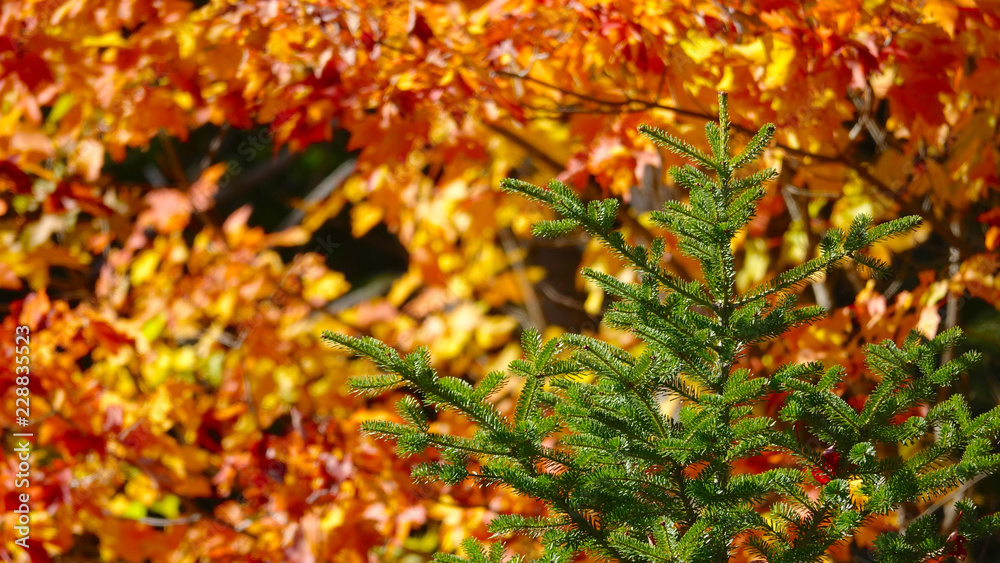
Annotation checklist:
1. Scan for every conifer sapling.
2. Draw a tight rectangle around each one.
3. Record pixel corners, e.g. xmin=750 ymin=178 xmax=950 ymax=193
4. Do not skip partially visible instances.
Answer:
xmin=323 ymin=92 xmax=1000 ymax=563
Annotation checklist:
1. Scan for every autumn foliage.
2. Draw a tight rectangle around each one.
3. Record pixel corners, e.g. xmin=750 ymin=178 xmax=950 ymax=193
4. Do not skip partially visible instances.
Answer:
xmin=1 ymin=0 xmax=999 ymax=561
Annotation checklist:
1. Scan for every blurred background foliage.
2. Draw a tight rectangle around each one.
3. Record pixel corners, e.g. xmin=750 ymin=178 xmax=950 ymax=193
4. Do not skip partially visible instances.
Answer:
xmin=1 ymin=0 xmax=999 ymax=561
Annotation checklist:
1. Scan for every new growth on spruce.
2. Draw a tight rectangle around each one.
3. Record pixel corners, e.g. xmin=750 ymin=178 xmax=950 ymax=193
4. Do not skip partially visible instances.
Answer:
xmin=323 ymin=93 xmax=1000 ymax=563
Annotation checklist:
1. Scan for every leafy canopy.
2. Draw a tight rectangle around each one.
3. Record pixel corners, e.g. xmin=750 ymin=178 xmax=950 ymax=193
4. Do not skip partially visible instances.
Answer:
xmin=4 ymin=2 xmax=1000 ymax=561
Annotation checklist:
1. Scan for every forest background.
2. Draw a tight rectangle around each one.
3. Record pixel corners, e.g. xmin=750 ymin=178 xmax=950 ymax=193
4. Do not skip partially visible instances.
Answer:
xmin=1 ymin=0 xmax=1000 ymax=561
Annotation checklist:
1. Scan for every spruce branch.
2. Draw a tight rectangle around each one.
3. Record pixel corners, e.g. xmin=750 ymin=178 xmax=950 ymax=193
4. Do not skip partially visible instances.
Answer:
xmin=322 ymin=92 xmax=996 ymax=563
xmin=639 ymin=125 xmax=717 ymax=171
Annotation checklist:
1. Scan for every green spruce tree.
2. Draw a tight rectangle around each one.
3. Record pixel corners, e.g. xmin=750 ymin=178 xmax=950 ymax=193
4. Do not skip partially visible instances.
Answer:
xmin=323 ymin=93 xmax=1000 ymax=563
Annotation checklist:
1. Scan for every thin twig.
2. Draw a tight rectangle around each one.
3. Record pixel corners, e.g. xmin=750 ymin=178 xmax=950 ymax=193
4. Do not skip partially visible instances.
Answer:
xmin=199 ymin=124 xmax=231 ymax=172
xmin=489 ymin=70 xmax=973 ymax=258
xmin=493 ymin=70 xmax=713 ymax=122
xmin=101 ymin=511 xmax=202 ymax=527
xmin=499 ymin=229 xmax=547 ymax=331
xmin=157 ymin=130 xmax=234 ymax=251
xmin=901 ymin=474 xmax=987 ymax=532
xmin=276 ymin=157 xmax=357 ymax=231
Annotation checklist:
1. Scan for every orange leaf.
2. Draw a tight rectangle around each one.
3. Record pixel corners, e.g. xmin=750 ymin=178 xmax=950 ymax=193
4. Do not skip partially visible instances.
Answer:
xmin=190 ymin=163 xmax=226 ymax=212
xmin=987 ymin=226 xmax=1000 ymax=251
xmin=72 ymin=139 xmax=105 ymax=181
xmin=19 ymin=289 xmax=50 ymax=330
xmin=140 ymin=189 xmax=192 ymax=233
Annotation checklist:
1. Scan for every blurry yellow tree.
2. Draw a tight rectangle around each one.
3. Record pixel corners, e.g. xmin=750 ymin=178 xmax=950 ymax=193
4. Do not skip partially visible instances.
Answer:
xmin=1 ymin=0 xmax=998 ymax=561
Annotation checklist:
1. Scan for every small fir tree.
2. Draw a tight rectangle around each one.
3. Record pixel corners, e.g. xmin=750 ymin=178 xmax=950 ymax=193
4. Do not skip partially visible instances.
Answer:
xmin=323 ymin=93 xmax=1000 ymax=563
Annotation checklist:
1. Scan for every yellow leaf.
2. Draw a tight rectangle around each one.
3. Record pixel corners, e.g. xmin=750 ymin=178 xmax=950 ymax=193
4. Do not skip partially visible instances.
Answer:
xmin=125 ymin=473 xmax=158 ymax=505
xmin=387 ymin=269 xmax=421 ymax=306
xmin=175 ymin=21 xmax=198 ymax=58
xmin=161 ymin=453 xmax=187 ymax=479
xmin=211 ymin=290 xmax=237 ymax=319
xmin=781 ymin=220 xmax=809 ymax=264
xmin=275 ymin=365 xmax=300 ymax=403
xmin=173 ymin=91 xmax=195 ymax=111
xmin=351 ymin=202 xmax=385 ymax=237
xmin=151 ymin=495 xmax=181 ymax=519
xmin=849 ymin=478 xmax=870 ymax=508
xmin=321 ymin=505 xmax=346 ymax=531
xmin=394 ymin=70 xmax=420 ymax=91
xmin=130 ymin=250 xmax=160 ymax=285
xmin=681 ymin=31 xmax=718 ymax=64
xmin=475 ymin=316 xmax=518 ymax=349
xmin=173 ymin=347 xmax=197 ymax=371
xmin=716 ymin=66 xmax=735 ymax=91
xmin=923 ymin=0 xmax=959 ymax=38
xmin=917 ymin=305 xmax=941 ymax=339
xmin=763 ymin=36 xmax=797 ymax=89
xmin=584 ymin=285 xmax=604 ymax=316
xmin=141 ymin=313 xmax=167 ymax=342
xmin=148 ymin=386 xmax=174 ymax=425
xmin=46 ymin=93 xmax=75 ymax=124
xmin=731 ymin=38 xmax=767 ymax=64
xmin=265 ymin=226 xmax=311 ymax=247
xmin=736 ymin=238 xmax=769 ymax=292
xmin=924 ymin=280 xmax=950 ymax=307
xmin=81 ymin=32 xmax=127 ymax=47
xmin=303 ymin=271 xmax=350 ymax=304
xmin=108 ymin=494 xmax=145 ymax=519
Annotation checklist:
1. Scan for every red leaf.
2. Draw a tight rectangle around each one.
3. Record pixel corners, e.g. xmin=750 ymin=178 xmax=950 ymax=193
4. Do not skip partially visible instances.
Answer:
xmin=0 ymin=160 xmax=32 ymax=194
xmin=88 ymin=320 xmax=133 ymax=354
xmin=977 ymin=207 xmax=1000 ymax=226
xmin=811 ymin=446 xmax=840 ymax=485
xmin=2 ymin=51 xmax=53 ymax=89
xmin=947 ymin=531 xmax=967 ymax=559
xmin=408 ymin=13 xmax=434 ymax=42
xmin=0 ymin=35 xmax=17 ymax=54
